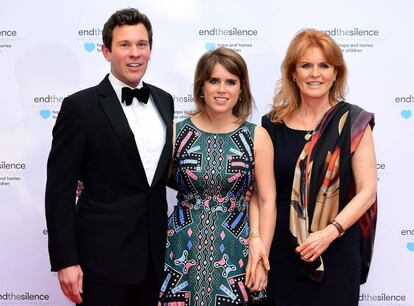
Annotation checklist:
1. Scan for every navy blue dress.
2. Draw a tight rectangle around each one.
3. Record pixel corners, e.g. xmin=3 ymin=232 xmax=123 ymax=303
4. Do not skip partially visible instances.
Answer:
xmin=262 ymin=115 xmax=361 ymax=306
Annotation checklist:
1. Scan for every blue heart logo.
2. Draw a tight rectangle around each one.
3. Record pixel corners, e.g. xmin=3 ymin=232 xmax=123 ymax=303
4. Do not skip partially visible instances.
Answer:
xmin=84 ymin=42 xmax=95 ymax=52
xmin=407 ymin=242 xmax=414 ymax=251
xmin=40 ymin=109 xmax=51 ymax=119
xmin=205 ymin=42 xmax=216 ymax=51
xmin=401 ymin=109 xmax=412 ymax=119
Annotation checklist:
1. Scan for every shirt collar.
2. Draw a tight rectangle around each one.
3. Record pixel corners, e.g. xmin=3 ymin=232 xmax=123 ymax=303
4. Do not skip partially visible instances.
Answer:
xmin=108 ymin=73 xmax=145 ymax=105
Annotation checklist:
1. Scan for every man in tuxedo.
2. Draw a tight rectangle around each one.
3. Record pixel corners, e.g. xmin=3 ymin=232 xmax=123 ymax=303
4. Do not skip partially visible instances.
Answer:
xmin=45 ymin=8 xmax=173 ymax=306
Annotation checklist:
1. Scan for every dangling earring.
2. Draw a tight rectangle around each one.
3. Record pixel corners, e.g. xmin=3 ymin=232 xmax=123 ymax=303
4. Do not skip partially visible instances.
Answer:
xmin=292 ymin=74 xmax=296 ymax=82
xmin=200 ymin=93 xmax=204 ymax=99
xmin=238 ymin=96 xmax=242 ymax=102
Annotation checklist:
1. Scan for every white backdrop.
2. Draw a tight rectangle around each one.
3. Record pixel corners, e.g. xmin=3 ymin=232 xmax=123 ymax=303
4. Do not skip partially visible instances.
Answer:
xmin=0 ymin=0 xmax=413 ymax=305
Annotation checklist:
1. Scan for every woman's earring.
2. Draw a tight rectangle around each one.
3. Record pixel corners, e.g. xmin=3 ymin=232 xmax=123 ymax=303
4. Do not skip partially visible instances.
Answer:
xmin=200 ymin=93 xmax=204 ymax=99
xmin=292 ymin=75 xmax=296 ymax=82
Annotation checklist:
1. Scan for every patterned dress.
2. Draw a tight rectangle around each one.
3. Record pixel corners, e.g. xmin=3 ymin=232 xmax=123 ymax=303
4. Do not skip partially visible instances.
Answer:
xmin=159 ymin=118 xmax=256 ymax=306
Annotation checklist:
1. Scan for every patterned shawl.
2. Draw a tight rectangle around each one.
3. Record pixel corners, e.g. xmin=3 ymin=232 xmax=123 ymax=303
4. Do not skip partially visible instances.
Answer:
xmin=289 ymin=101 xmax=377 ymax=284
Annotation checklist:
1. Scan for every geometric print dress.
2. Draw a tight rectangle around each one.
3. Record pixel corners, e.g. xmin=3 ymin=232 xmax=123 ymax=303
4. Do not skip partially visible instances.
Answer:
xmin=159 ymin=118 xmax=256 ymax=306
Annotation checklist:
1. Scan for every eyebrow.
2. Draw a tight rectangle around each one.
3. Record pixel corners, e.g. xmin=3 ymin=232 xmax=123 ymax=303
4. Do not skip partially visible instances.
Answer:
xmin=116 ymin=39 xmax=149 ymax=44
xmin=209 ymin=76 xmax=239 ymax=81
xmin=297 ymin=59 xmax=328 ymax=63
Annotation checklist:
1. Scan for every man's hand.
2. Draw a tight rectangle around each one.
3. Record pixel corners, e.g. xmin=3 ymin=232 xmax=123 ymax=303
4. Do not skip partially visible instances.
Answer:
xmin=76 ymin=180 xmax=84 ymax=198
xmin=244 ymin=186 xmax=254 ymax=203
xmin=57 ymin=265 xmax=83 ymax=304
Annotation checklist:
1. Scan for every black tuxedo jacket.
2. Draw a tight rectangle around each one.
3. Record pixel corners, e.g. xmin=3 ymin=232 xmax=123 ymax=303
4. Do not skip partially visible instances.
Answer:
xmin=45 ymin=75 xmax=174 ymax=285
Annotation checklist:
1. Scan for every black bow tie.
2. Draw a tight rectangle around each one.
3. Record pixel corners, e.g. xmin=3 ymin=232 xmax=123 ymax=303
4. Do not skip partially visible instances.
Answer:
xmin=121 ymin=86 xmax=150 ymax=105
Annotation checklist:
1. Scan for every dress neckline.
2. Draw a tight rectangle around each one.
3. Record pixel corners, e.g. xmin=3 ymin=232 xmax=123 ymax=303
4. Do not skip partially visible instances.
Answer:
xmin=188 ymin=117 xmax=246 ymax=135
xmin=282 ymin=122 xmax=310 ymax=134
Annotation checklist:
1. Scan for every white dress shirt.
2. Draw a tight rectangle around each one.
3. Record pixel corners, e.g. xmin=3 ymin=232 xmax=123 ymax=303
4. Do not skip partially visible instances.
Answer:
xmin=108 ymin=73 xmax=166 ymax=186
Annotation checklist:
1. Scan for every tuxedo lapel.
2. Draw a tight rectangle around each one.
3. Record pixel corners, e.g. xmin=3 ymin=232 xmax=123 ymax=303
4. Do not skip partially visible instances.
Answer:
xmin=145 ymin=82 xmax=173 ymax=188
xmin=98 ymin=76 xmax=149 ymax=186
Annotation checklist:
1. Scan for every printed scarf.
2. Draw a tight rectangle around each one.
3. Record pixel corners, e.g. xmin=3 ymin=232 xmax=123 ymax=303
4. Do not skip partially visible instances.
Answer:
xmin=289 ymin=101 xmax=377 ymax=283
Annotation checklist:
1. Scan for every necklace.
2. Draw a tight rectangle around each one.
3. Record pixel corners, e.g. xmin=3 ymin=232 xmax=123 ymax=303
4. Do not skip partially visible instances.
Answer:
xmin=304 ymin=130 xmax=313 ymax=141
xmin=300 ymin=104 xmax=330 ymax=141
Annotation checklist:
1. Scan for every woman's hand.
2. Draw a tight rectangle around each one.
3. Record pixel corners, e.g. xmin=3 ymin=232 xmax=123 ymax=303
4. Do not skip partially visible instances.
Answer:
xmin=245 ymin=237 xmax=270 ymax=288
xmin=249 ymin=260 xmax=268 ymax=292
xmin=295 ymin=224 xmax=339 ymax=262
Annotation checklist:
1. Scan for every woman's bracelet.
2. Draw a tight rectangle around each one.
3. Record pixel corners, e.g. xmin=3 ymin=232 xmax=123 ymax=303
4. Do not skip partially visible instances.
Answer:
xmin=249 ymin=230 xmax=260 ymax=239
xmin=329 ymin=219 xmax=345 ymax=236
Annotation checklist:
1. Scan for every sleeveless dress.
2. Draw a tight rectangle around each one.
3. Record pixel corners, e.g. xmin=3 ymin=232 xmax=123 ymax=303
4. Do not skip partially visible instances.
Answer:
xmin=261 ymin=116 xmax=361 ymax=306
xmin=159 ymin=118 xmax=256 ymax=306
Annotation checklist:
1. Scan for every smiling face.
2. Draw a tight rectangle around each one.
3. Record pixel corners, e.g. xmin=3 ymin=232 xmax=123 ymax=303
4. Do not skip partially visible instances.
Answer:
xmin=293 ymin=46 xmax=337 ymax=104
xmin=102 ymin=23 xmax=151 ymax=88
xmin=202 ymin=63 xmax=241 ymax=117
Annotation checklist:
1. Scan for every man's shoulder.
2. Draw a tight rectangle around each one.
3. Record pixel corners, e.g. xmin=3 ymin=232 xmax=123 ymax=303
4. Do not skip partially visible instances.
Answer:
xmin=65 ymin=77 xmax=110 ymax=104
xmin=68 ymin=83 xmax=102 ymax=101
xmin=144 ymin=82 xmax=173 ymax=100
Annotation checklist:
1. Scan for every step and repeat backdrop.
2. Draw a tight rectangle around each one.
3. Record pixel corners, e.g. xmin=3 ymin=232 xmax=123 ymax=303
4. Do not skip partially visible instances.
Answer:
xmin=0 ymin=0 xmax=413 ymax=305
